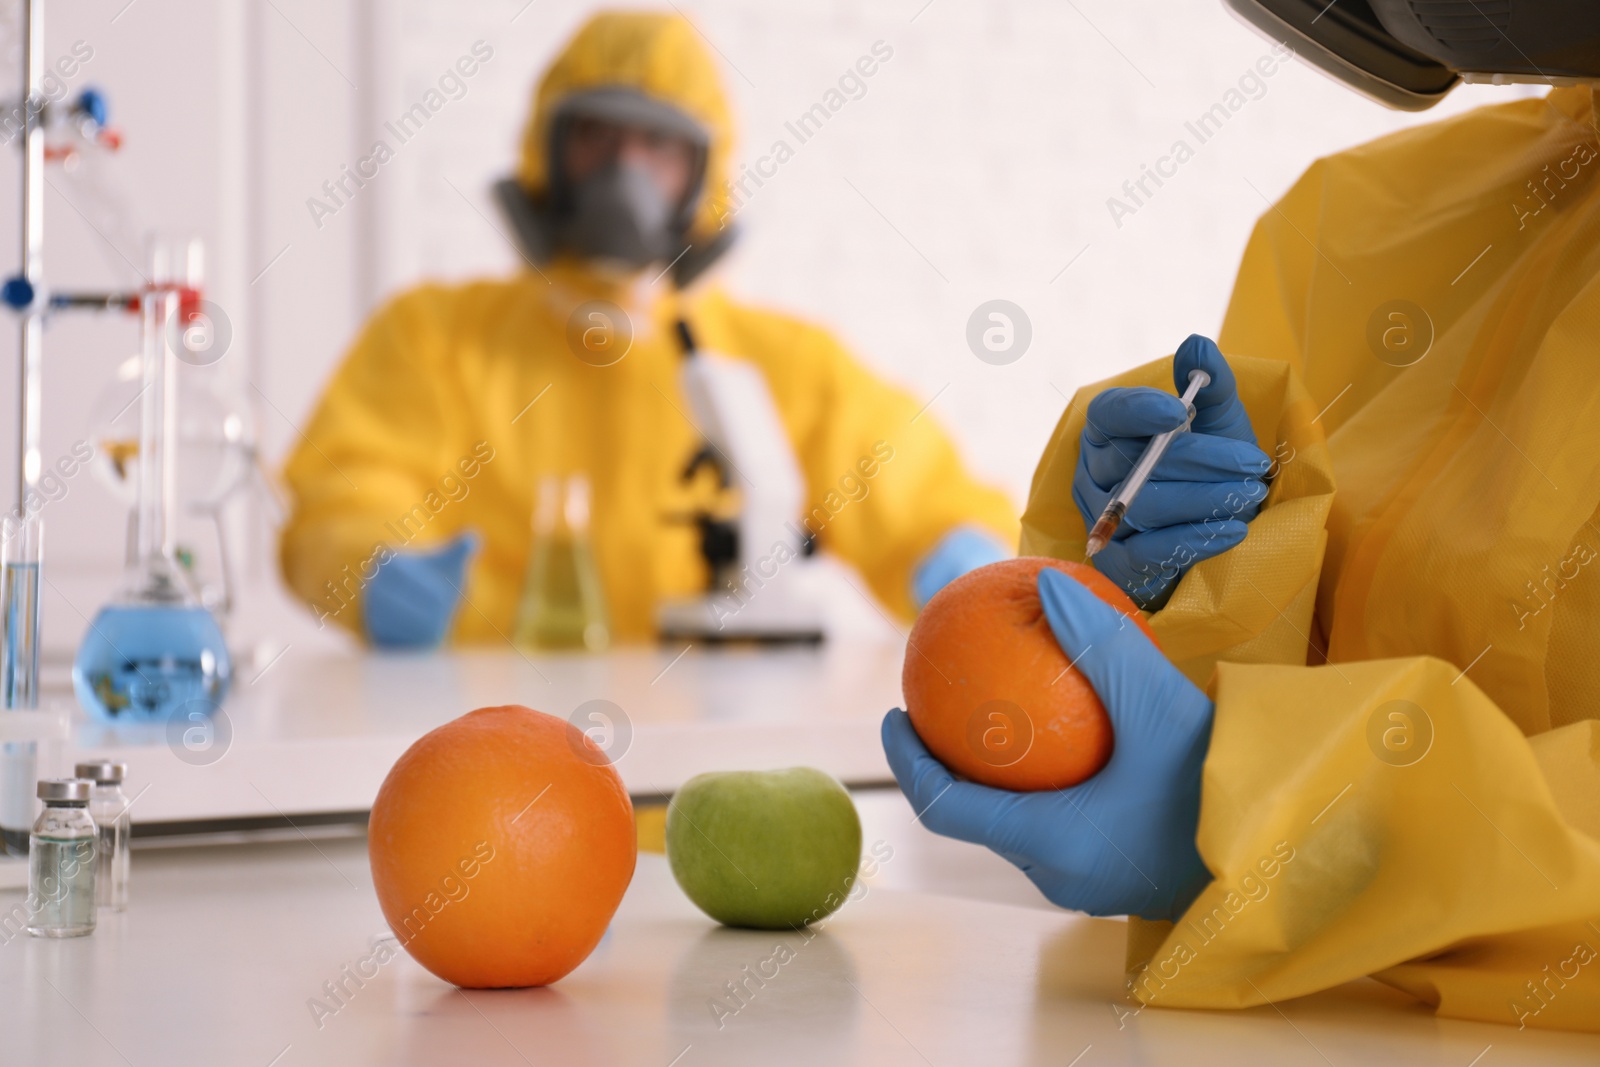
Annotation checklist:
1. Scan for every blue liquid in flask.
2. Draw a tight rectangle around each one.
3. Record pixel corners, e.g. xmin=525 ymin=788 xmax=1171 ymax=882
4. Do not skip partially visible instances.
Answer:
xmin=73 ymin=604 xmax=232 ymax=723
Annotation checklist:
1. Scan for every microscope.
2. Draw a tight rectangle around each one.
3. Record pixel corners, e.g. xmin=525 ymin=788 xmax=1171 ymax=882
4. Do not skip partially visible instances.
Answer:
xmin=655 ymin=321 xmax=827 ymax=644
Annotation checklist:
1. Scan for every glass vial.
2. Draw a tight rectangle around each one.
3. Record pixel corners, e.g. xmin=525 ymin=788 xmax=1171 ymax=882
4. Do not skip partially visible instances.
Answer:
xmin=513 ymin=475 xmax=609 ymax=652
xmin=75 ymin=761 xmax=130 ymax=911
xmin=27 ymin=779 xmax=97 ymax=938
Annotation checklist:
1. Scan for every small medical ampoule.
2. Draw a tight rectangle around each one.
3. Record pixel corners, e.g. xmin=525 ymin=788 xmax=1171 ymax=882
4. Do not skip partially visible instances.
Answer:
xmin=27 ymin=779 xmax=97 ymax=938
xmin=76 ymin=761 xmax=130 ymax=911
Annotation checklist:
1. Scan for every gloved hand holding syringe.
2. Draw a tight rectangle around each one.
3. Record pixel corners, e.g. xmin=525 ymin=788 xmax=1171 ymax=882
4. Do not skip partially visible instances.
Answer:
xmin=1084 ymin=368 xmax=1211 ymax=559
xmin=1069 ymin=334 xmax=1273 ymax=611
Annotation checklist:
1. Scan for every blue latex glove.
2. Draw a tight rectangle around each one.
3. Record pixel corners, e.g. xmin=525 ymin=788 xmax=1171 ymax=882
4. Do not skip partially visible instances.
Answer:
xmin=911 ymin=526 xmax=1010 ymax=609
xmin=882 ymin=567 xmax=1214 ymax=920
xmin=362 ymin=533 xmax=480 ymax=650
xmin=1074 ymin=334 xmax=1271 ymax=610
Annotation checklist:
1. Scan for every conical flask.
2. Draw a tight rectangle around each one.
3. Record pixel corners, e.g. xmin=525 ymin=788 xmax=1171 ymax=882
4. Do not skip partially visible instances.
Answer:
xmin=513 ymin=475 xmax=609 ymax=652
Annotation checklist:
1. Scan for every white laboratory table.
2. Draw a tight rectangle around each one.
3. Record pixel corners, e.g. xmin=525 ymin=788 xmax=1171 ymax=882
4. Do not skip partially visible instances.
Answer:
xmin=1 ymin=789 xmax=1594 ymax=1066
xmin=54 ymin=640 xmax=904 ymax=828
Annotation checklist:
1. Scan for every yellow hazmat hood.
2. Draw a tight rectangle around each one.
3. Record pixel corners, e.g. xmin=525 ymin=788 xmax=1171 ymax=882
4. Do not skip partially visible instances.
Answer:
xmin=516 ymin=10 xmax=735 ymax=242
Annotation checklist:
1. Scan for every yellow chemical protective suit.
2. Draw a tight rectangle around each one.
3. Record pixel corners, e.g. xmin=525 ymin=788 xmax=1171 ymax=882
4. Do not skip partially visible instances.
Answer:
xmin=279 ymin=12 xmax=1015 ymax=641
xmin=1024 ymin=86 xmax=1600 ymax=1031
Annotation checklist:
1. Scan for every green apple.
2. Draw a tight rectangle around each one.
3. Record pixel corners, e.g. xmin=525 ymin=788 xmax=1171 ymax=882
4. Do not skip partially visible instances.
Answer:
xmin=666 ymin=767 xmax=863 ymax=930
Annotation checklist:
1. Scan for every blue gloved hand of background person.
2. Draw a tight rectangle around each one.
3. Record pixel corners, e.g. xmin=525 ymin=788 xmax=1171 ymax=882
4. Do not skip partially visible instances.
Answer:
xmin=363 ymin=532 xmax=481 ymax=650
xmin=882 ymin=567 xmax=1214 ymax=921
xmin=911 ymin=526 xmax=1010 ymax=609
xmin=1074 ymin=334 xmax=1271 ymax=610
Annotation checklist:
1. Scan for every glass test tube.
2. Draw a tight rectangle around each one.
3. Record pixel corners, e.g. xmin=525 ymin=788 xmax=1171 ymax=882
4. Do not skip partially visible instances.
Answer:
xmin=0 ymin=513 xmax=42 ymax=854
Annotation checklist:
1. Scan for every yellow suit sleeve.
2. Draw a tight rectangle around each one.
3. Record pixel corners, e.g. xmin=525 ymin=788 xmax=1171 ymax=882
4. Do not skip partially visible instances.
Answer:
xmin=1017 ymin=141 xmax=1600 ymax=1030
xmin=277 ymin=287 xmax=474 ymax=636
xmin=1015 ymin=316 xmax=1600 ymax=1036
xmin=1129 ymin=658 xmax=1600 ymax=1034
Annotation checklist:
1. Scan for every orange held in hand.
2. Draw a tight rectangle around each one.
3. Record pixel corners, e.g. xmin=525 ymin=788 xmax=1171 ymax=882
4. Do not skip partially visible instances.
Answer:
xmin=903 ymin=557 xmax=1157 ymax=791
xmin=368 ymin=705 xmax=636 ymax=988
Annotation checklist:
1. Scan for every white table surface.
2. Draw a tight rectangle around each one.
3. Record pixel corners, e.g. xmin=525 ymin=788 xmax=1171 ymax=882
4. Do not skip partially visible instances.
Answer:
xmin=50 ymin=641 xmax=904 ymax=826
xmin=1 ymin=790 xmax=1594 ymax=1066
xmin=9 ymin=643 xmax=1597 ymax=1061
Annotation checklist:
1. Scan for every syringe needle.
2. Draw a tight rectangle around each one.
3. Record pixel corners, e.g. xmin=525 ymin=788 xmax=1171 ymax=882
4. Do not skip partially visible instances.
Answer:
xmin=1084 ymin=368 xmax=1211 ymax=560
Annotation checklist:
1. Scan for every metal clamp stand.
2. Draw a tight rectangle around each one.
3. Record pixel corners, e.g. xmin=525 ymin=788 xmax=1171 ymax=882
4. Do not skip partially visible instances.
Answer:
xmin=0 ymin=0 xmax=138 ymax=853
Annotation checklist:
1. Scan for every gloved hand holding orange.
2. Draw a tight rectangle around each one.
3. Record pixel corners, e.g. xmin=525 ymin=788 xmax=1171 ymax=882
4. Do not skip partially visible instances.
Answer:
xmin=901 ymin=556 xmax=1153 ymax=791
xmin=890 ymin=558 xmax=1215 ymax=920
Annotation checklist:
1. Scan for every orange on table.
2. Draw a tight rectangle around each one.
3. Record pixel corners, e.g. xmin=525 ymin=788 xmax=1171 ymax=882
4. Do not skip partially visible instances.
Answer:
xmin=903 ymin=557 xmax=1157 ymax=791
xmin=368 ymin=704 xmax=635 ymax=988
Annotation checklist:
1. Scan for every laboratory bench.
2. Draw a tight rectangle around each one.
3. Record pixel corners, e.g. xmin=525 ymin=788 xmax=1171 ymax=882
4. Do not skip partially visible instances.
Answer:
xmin=1 ymin=791 xmax=1595 ymax=1066
xmin=1 ymin=641 xmax=1596 ymax=1062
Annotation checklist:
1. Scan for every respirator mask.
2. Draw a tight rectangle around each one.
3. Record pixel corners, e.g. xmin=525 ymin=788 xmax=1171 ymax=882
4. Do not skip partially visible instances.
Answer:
xmin=556 ymin=160 xmax=680 ymax=269
xmin=494 ymin=87 xmax=739 ymax=286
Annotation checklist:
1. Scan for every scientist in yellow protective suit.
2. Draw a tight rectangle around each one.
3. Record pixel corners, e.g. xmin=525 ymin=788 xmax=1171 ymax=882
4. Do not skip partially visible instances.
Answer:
xmin=884 ymin=0 xmax=1600 ymax=1034
xmin=279 ymin=11 xmax=1015 ymax=648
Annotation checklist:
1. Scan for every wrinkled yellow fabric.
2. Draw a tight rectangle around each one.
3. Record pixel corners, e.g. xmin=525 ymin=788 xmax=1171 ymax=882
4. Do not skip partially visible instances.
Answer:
xmin=1022 ymin=86 xmax=1600 ymax=1032
xmin=279 ymin=13 xmax=1015 ymax=643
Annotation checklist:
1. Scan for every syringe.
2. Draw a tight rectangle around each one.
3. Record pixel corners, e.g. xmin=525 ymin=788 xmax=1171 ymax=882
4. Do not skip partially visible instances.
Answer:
xmin=1084 ymin=368 xmax=1212 ymax=559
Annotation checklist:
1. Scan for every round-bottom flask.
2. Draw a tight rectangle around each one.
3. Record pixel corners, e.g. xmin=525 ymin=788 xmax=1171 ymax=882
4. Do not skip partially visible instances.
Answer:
xmin=73 ymin=242 xmax=232 ymax=725
xmin=73 ymin=561 xmax=231 ymax=723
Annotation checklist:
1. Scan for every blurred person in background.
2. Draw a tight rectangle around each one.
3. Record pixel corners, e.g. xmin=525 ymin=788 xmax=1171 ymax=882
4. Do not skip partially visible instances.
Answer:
xmin=885 ymin=0 xmax=1600 ymax=1034
xmin=279 ymin=11 xmax=1014 ymax=649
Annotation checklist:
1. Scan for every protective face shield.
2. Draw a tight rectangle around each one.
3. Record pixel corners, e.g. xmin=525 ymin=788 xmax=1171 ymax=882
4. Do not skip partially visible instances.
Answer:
xmin=1224 ymin=0 xmax=1600 ymax=110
